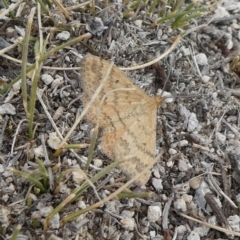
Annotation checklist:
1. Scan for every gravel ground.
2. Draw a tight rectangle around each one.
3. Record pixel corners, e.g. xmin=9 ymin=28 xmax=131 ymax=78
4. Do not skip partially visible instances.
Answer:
xmin=1 ymin=0 xmax=240 ymax=239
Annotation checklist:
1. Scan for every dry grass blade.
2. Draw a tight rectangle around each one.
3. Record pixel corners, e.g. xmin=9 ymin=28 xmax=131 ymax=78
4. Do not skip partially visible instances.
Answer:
xmin=179 ymin=212 xmax=240 ymax=237
xmin=21 ymin=7 xmax=36 ymax=119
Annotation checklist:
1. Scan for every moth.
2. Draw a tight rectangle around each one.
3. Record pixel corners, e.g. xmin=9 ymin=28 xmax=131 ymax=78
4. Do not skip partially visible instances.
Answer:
xmin=80 ymin=55 xmax=164 ymax=185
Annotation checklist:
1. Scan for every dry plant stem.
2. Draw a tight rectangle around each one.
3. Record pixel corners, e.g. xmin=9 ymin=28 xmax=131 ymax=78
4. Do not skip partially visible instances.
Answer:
xmin=179 ymin=212 xmax=240 ymax=237
xmin=0 ymin=37 xmax=23 ymax=56
xmin=37 ymin=89 xmax=63 ymax=140
xmin=28 ymin=7 xmax=46 ymax=139
xmin=85 ymin=126 xmax=99 ymax=171
xmin=172 ymin=227 xmax=178 ymax=240
xmin=190 ymin=45 xmax=202 ymax=77
xmin=21 ymin=7 xmax=36 ymax=119
xmin=56 ymin=61 xmax=114 ymax=150
xmin=162 ymin=194 xmax=174 ymax=230
xmin=52 ymin=0 xmax=69 ymax=19
xmin=119 ymin=35 xmax=181 ymax=71
xmin=37 ymin=3 xmax=44 ymax=52
xmin=65 ymin=1 xmax=91 ymax=10
xmin=10 ymin=119 xmax=28 ymax=156
xmin=0 ymin=116 xmax=8 ymax=150
xmin=16 ymin=1 xmax=26 ymax=17
xmin=34 ymin=0 xmax=49 ymax=15
xmin=205 ymin=193 xmax=230 ymax=229
xmin=0 ymin=0 xmax=23 ymax=18
xmin=60 ymin=155 xmax=159 ymax=226
xmin=0 ymin=33 xmax=92 ymax=95
xmin=28 ymin=48 xmax=41 ymax=139
xmin=222 ymin=118 xmax=240 ymax=140
xmin=208 ymin=171 xmax=237 ymax=208
xmin=40 ymin=133 xmax=54 ymax=190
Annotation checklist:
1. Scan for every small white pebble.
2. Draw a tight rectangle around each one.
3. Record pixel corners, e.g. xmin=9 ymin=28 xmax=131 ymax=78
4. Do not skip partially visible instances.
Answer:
xmin=236 ymin=193 xmax=240 ymax=204
xmin=228 ymin=215 xmax=240 ymax=232
xmin=109 ymin=177 xmax=115 ymax=184
xmin=51 ymin=78 xmax=64 ymax=89
xmin=187 ymin=113 xmax=199 ymax=132
xmin=157 ymin=29 xmax=162 ymax=40
xmin=152 ymin=178 xmax=163 ymax=191
xmin=49 ymin=213 xmax=60 ymax=229
xmin=0 ymin=164 xmax=4 ymax=173
xmin=40 ymin=206 xmax=53 ymax=217
xmin=182 ymin=194 xmax=193 ymax=203
xmin=193 ymin=224 xmax=211 ymax=237
xmin=121 ymin=217 xmax=135 ymax=231
xmin=178 ymin=140 xmax=188 ymax=147
xmin=208 ymin=215 xmax=217 ymax=226
xmin=104 ymin=190 xmax=110 ymax=195
xmin=65 ymin=55 xmax=70 ymax=62
xmin=231 ymin=23 xmax=240 ymax=30
xmin=6 ymin=183 xmax=15 ymax=193
xmin=177 ymin=225 xmax=187 ymax=235
xmin=59 ymin=184 xmax=68 ymax=193
xmin=93 ymin=159 xmax=103 ymax=167
xmin=227 ymin=133 xmax=235 ymax=140
xmin=41 ymin=74 xmax=54 ymax=85
xmin=153 ymin=169 xmax=160 ymax=178
xmin=47 ymin=132 xmax=61 ymax=149
xmin=196 ymin=53 xmax=208 ymax=65
xmin=216 ymin=132 xmax=226 ymax=144
xmin=121 ymin=210 xmax=135 ymax=218
xmin=6 ymin=27 xmax=16 ymax=38
xmin=214 ymin=5 xmax=229 ymax=18
xmin=202 ymin=75 xmax=210 ymax=83
xmin=33 ymin=145 xmax=45 ymax=158
xmin=149 ymin=231 xmax=156 ymax=237
xmin=226 ymin=39 xmax=233 ymax=50
xmin=0 ymin=103 xmax=16 ymax=115
xmin=187 ymin=231 xmax=200 ymax=240
xmin=189 ymin=177 xmax=202 ymax=189
xmin=2 ymin=194 xmax=9 ymax=202
xmin=29 ymin=193 xmax=37 ymax=202
xmin=134 ymin=19 xmax=142 ymax=27
xmin=77 ymin=200 xmax=86 ymax=209
xmin=72 ymin=171 xmax=85 ymax=184
xmin=56 ymin=31 xmax=70 ymax=40
xmin=166 ymin=160 xmax=174 ymax=167
xmin=169 ymin=148 xmax=177 ymax=155
xmin=211 ymin=92 xmax=218 ymax=99
xmin=5 ymin=177 xmax=13 ymax=184
xmin=53 ymin=106 xmax=64 ymax=121
xmin=180 ymin=46 xmax=191 ymax=56
xmin=161 ymin=194 xmax=167 ymax=201
xmin=2 ymin=170 xmax=12 ymax=178
xmin=178 ymin=159 xmax=192 ymax=172
xmin=62 ymin=91 xmax=70 ymax=97
xmin=147 ymin=205 xmax=162 ymax=222
xmin=174 ymin=198 xmax=187 ymax=212
xmin=31 ymin=211 xmax=41 ymax=220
